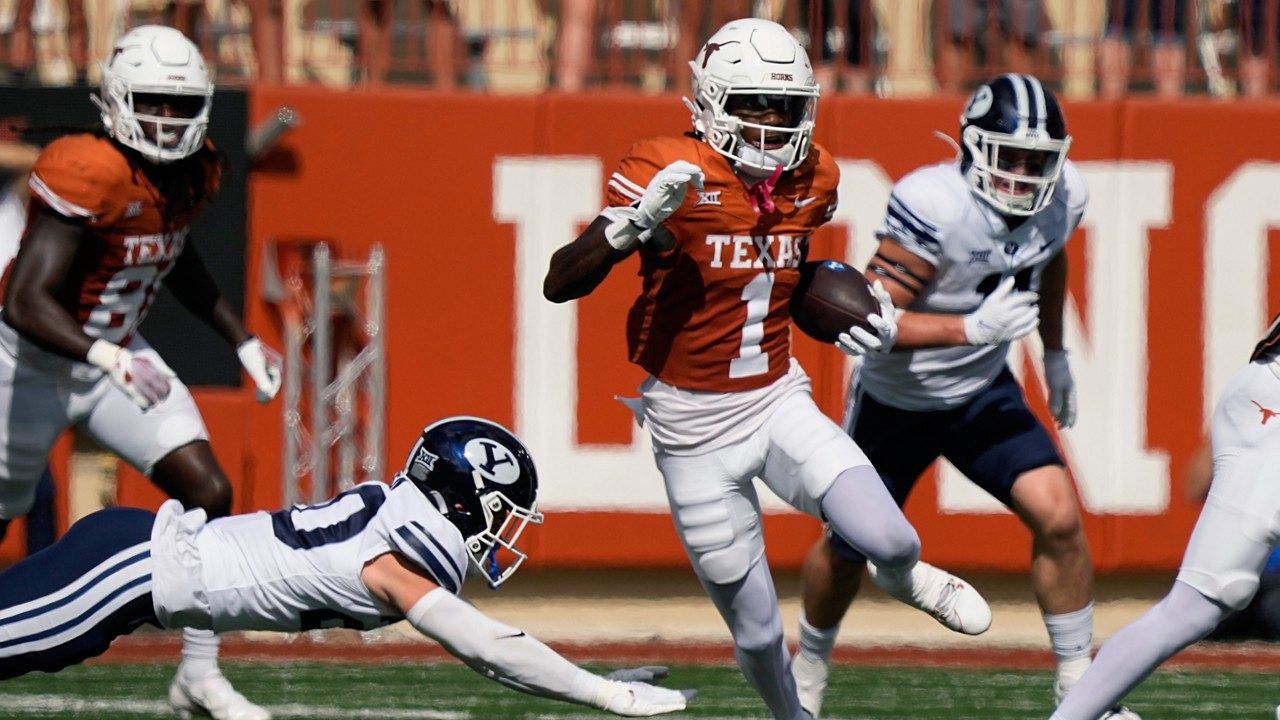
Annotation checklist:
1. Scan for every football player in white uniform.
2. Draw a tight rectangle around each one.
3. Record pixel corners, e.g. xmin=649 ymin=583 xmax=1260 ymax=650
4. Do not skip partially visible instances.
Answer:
xmin=0 ymin=26 xmax=281 ymax=720
xmin=1053 ymin=323 xmax=1280 ymax=719
xmin=790 ymin=74 xmax=1135 ymax=719
xmin=0 ymin=417 xmax=694 ymax=717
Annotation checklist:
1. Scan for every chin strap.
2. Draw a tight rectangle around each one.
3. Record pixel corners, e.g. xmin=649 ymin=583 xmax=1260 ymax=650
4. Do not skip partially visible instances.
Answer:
xmin=746 ymin=164 xmax=784 ymax=215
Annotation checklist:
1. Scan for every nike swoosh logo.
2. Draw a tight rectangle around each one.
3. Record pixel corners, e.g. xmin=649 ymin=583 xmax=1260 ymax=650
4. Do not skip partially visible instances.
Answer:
xmin=497 ymin=631 xmax=527 ymax=640
xmin=795 ymin=196 xmax=819 ymax=208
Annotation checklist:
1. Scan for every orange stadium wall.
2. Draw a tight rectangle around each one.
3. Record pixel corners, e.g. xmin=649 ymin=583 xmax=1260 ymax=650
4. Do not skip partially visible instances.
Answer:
xmin=6 ymin=89 xmax=1279 ymax=574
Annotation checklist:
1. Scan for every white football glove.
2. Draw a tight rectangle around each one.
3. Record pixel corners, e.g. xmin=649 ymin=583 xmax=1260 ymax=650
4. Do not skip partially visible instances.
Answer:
xmin=87 ymin=339 xmax=175 ymax=411
xmin=236 ymin=337 xmax=283 ymax=403
xmin=597 ymin=677 xmax=694 ymax=717
xmin=1043 ymin=349 xmax=1077 ymax=428
xmin=836 ymin=280 xmax=898 ymax=356
xmin=963 ymin=276 xmax=1040 ymax=346
xmin=602 ymin=161 xmax=704 ymax=251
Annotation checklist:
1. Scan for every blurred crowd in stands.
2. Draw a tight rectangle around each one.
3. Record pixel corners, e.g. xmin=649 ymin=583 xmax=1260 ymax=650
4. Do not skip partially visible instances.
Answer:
xmin=1 ymin=1 xmax=1277 ymax=97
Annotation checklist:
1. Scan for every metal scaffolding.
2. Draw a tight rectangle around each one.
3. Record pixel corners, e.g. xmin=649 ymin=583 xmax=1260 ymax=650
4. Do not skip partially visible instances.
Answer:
xmin=262 ymin=240 xmax=386 ymax=507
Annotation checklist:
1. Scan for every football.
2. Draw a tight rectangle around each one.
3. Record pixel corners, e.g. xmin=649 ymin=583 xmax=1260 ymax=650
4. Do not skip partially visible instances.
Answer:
xmin=790 ymin=260 xmax=877 ymax=343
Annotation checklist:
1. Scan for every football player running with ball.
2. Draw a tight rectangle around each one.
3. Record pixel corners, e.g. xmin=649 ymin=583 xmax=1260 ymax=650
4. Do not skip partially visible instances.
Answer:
xmin=789 ymin=74 xmax=1138 ymax=720
xmin=1053 ymin=321 xmax=1280 ymax=719
xmin=0 ymin=417 xmax=694 ymax=717
xmin=544 ymin=18 xmax=989 ymax=720
xmin=0 ymin=26 xmax=281 ymax=720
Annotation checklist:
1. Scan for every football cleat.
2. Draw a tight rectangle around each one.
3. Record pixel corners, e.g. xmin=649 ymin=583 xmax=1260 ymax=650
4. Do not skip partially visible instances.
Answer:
xmin=868 ymin=561 xmax=992 ymax=635
xmin=169 ymin=672 xmax=272 ymax=720
xmin=790 ymin=649 xmax=828 ymax=718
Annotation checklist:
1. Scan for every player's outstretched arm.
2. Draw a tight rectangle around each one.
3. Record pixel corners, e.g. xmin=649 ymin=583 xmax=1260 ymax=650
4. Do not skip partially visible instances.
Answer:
xmin=164 ymin=245 xmax=282 ymax=401
xmin=362 ymin=552 xmax=694 ymax=716
xmin=543 ymin=215 xmax=635 ymax=303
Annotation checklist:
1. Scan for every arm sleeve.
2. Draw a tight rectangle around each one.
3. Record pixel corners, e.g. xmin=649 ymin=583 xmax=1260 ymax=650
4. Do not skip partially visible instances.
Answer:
xmin=406 ymin=588 xmax=619 ymax=709
xmin=877 ymin=177 xmax=944 ymax=265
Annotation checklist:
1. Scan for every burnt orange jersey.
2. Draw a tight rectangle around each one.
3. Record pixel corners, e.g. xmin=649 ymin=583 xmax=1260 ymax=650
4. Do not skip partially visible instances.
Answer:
xmin=607 ymin=135 xmax=839 ymax=392
xmin=11 ymin=134 xmax=220 ymax=346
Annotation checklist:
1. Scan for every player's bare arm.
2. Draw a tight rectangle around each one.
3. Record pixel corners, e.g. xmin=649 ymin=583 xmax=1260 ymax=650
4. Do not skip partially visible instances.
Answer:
xmin=1037 ymin=250 xmax=1068 ymax=352
xmin=164 ymin=241 xmax=282 ymax=401
xmin=2 ymin=206 xmax=96 ymax=360
xmin=163 ymin=244 xmax=252 ymax=346
xmin=864 ymin=237 xmax=966 ymax=348
xmin=1037 ymin=250 xmax=1076 ymax=427
xmin=543 ymin=215 xmax=633 ymax=303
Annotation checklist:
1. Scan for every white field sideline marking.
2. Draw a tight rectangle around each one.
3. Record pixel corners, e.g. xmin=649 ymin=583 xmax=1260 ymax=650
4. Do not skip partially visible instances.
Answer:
xmin=0 ymin=694 xmax=467 ymax=719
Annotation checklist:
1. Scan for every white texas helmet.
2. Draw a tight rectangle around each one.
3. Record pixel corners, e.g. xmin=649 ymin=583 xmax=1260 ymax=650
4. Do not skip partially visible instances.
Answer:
xmin=94 ymin=25 xmax=213 ymax=164
xmin=683 ymin=18 xmax=819 ymax=173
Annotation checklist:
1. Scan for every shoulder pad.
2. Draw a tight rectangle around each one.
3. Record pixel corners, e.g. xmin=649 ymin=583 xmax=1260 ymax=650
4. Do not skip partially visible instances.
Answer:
xmin=28 ymin=135 xmax=127 ymax=224
xmin=1057 ymin=160 xmax=1088 ymax=217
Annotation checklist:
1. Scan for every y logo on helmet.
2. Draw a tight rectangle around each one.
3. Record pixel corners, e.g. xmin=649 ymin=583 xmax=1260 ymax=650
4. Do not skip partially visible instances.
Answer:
xmin=465 ymin=439 xmax=520 ymax=485
xmin=700 ymin=40 xmax=740 ymax=68
xmin=965 ymin=86 xmax=994 ymax=119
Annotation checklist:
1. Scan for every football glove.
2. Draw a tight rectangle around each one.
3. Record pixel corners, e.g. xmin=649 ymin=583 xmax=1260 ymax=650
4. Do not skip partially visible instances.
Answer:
xmin=602 ymin=161 xmax=703 ymax=251
xmin=836 ymin=280 xmax=898 ymax=356
xmin=1043 ymin=349 xmax=1077 ymax=428
xmin=597 ymin=679 xmax=695 ymax=717
xmin=963 ymin=276 xmax=1040 ymax=346
xmin=236 ymin=337 xmax=283 ymax=403
xmin=87 ymin=339 xmax=175 ymax=411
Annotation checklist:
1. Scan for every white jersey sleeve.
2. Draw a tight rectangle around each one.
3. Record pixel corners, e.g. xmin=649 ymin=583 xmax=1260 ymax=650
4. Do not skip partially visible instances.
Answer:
xmin=876 ymin=165 xmax=965 ymax=266
xmin=150 ymin=481 xmax=469 ymax=634
xmin=360 ymin=478 xmax=469 ymax=595
xmin=1059 ymin=159 xmax=1088 ymax=234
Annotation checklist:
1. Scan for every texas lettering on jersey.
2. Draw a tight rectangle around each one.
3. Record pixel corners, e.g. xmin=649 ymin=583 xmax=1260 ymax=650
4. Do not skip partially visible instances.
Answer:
xmin=606 ymin=135 xmax=839 ymax=392
xmin=8 ymin=133 xmax=219 ymax=346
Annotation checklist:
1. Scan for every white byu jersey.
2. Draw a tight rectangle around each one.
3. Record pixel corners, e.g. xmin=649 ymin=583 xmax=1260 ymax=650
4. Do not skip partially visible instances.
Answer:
xmin=150 ymin=479 xmax=469 ymax=632
xmin=859 ymin=160 xmax=1087 ymax=410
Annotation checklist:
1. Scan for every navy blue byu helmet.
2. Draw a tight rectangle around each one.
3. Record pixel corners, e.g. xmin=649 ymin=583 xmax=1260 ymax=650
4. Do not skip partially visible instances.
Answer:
xmin=398 ymin=416 xmax=542 ymax=588
xmin=959 ymin=73 xmax=1071 ymax=217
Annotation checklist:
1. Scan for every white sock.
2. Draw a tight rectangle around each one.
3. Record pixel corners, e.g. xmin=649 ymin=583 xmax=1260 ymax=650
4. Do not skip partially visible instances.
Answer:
xmin=1043 ymin=603 xmax=1094 ymax=692
xmin=179 ymin=628 xmax=222 ymax=682
xmin=797 ymin=610 xmax=839 ymax=661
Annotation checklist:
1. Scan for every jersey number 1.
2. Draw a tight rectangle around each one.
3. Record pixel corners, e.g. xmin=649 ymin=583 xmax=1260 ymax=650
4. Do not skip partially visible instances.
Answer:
xmin=729 ymin=273 xmax=774 ymax=379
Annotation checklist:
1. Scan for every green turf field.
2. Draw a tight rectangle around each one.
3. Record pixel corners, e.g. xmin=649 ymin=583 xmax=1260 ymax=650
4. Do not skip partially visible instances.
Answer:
xmin=0 ymin=661 xmax=1273 ymax=719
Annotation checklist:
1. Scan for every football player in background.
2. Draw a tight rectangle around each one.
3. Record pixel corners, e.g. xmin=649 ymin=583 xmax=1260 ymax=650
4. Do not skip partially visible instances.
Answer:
xmin=1051 ymin=321 xmax=1280 ymax=719
xmin=0 ymin=26 xmax=281 ymax=720
xmin=789 ymin=73 xmax=1137 ymax=719
xmin=0 ymin=417 xmax=694 ymax=718
xmin=0 ymin=140 xmax=58 ymax=556
xmin=544 ymin=18 xmax=990 ymax=720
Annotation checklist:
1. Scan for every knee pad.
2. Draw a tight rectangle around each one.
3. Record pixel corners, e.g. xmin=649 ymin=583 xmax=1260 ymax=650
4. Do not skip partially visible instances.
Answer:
xmin=1179 ymin=567 xmax=1261 ymax=611
xmin=671 ymin=492 xmax=762 ymax=586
